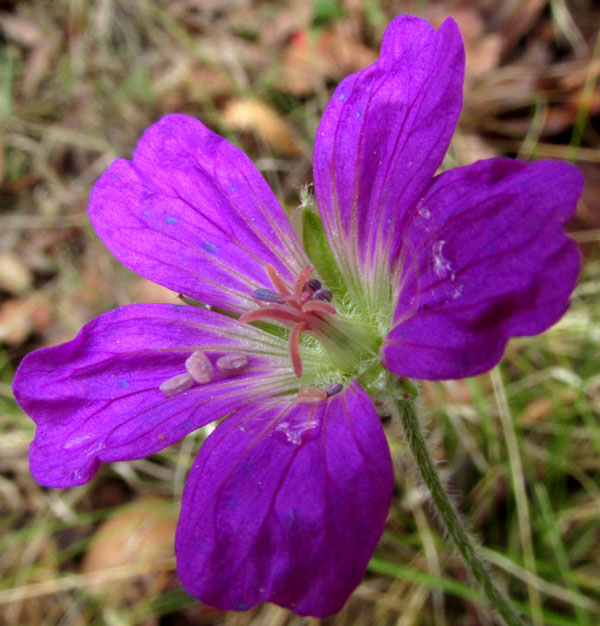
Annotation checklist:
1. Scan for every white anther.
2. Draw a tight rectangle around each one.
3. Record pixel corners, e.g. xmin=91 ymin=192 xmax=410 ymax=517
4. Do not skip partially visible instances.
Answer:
xmin=185 ymin=350 xmax=213 ymax=384
xmin=297 ymin=386 xmax=327 ymax=403
xmin=216 ymin=352 xmax=248 ymax=375
xmin=159 ymin=372 xmax=194 ymax=397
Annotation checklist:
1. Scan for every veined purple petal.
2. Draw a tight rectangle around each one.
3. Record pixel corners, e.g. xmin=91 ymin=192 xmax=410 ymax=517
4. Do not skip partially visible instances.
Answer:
xmin=89 ymin=115 xmax=308 ymax=314
xmin=176 ymin=381 xmax=393 ymax=617
xmin=13 ymin=304 xmax=296 ymax=487
xmin=313 ymin=15 xmax=464 ymax=297
xmin=383 ymin=159 xmax=583 ymax=380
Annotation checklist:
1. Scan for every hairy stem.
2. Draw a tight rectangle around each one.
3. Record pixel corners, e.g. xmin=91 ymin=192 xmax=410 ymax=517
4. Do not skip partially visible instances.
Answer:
xmin=398 ymin=399 xmax=527 ymax=626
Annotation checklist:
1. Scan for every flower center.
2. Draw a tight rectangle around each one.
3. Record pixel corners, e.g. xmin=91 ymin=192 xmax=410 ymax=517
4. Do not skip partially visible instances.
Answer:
xmin=239 ymin=264 xmax=338 ymax=378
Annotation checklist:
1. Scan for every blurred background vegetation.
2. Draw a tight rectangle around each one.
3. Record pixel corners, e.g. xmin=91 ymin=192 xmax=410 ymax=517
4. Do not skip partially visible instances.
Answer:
xmin=1 ymin=0 xmax=599 ymax=624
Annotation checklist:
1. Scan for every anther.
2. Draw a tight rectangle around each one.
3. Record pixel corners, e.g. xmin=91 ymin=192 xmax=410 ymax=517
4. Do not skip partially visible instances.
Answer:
xmin=253 ymin=288 xmax=284 ymax=303
xmin=325 ymin=382 xmax=343 ymax=397
xmin=216 ymin=352 xmax=248 ymax=375
xmin=185 ymin=350 xmax=213 ymax=384
xmin=159 ymin=372 xmax=194 ymax=397
xmin=313 ymin=289 xmax=333 ymax=302
xmin=303 ymin=278 xmax=321 ymax=293
xmin=297 ymin=386 xmax=328 ymax=402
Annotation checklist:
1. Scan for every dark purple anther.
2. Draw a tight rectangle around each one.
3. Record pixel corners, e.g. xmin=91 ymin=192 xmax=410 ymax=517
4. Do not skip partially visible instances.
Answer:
xmin=313 ymin=289 xmax=333 ymax=302
xmin=303 ymin=278 xmax=321 ymax=293
xmin=325 ymin=382 xmax=343 ymax=397
xmin=253 ymin=288 xmax=284 ymax=303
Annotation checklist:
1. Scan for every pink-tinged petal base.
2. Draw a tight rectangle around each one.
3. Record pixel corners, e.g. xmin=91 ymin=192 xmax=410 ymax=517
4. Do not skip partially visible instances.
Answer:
xmin=176 ymin=381 xmax=393 ymax=617
xmin=13 ymin=304 xmax=293 ymax=487
xmin=383 ymin=159 xmax=583 ymax=380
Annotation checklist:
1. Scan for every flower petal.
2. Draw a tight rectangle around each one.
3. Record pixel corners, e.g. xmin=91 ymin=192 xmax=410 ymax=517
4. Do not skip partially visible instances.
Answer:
xmin=13 ymin=304 xmax=296 ymax=487
xmin=175 ymin=381 xmax=393 ymax=617
xmin=383 ymin=159 xmax=583 ymax=380
xmin=89 ymin=114 xmax=308 ymax=313
xmin=313 ymin=16 xmax=464 ymax=301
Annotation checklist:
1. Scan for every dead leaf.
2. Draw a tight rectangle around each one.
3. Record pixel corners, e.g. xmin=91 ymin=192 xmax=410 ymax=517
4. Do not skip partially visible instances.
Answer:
xmin=82 ymin=497 xmax=177 ymax=603
xmin=0 ymin=13 xmax=42 ymax=46
xmin=261 ymin=1 xmax=312 ymax=48
xmin=0 ymin=251 xmax=33 ymax=294
xmin=132 ymin=278 xmax=178 ymax=304
xmin=188 ymin=66 xmax=233 ymax=99
xmin=427 ymin=5 xmax=501 ymax=80
xmin=278 ymin=31 xmax=324 ymax=96
xmin=452 ymin=131 xmax=498 ymax=165
xmin=277 ymin=27 xmax=377 ymax=97
xmin=521 ymin=397 xmax=554 ymax=424
xmin=223 ymin=98 xmax=305 ymax=157
xmin=318 ymin=27 xmax=378 ymax=77
xmin=0 ymin=294 xmax=50 ymax=346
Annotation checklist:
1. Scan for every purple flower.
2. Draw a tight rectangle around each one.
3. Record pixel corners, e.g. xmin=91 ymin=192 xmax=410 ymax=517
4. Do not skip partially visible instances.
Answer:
xmin=13 ymin=15 xmax=582 ymax=618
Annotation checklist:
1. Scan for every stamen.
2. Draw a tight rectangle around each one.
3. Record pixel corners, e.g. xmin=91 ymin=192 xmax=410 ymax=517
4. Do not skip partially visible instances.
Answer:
xmin=265 ymin=264 xmax=291 ymax=296
xmin=185 ymin=350 xmax=213 ymax=384
xmin=294 ymin=266 xmax=313 ymax=294
xmin=239 ymin=306 xmax=311 ymax=328
xmin=297 ymin=386 xmax=328 ymax=403
xmin=302 ymin=300 xmax=337 ymax=316
xmin=159 ymin=372 xmax=194 ymax=397
xmin=289 ymin=322 xmax=307 ymax=378
xmin=253 ymin=288 xmax=284 ymax=303
xmin=313 ymin=289 xmax=333 ymax=302
xmin=216 ymin=352 xmax=248 ymax=375
xmin=325 ymin=382 xmax=343 ymax=397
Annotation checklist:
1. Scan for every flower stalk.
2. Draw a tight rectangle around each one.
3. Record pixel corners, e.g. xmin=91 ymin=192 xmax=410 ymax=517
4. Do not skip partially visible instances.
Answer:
xmin=396 ymin=397 xmax=526 ymax=626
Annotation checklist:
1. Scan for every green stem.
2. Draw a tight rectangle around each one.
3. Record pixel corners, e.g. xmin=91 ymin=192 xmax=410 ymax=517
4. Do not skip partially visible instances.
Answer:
xmin=397 ymin=399 xmax=527 ymax=626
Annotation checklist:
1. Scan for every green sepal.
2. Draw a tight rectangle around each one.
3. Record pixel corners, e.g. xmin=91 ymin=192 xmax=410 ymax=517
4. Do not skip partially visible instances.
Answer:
xmin=302 ymin=207 xmax=347 ymax=297
xmin=178 ymin=294 xmax=209 ymax=308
